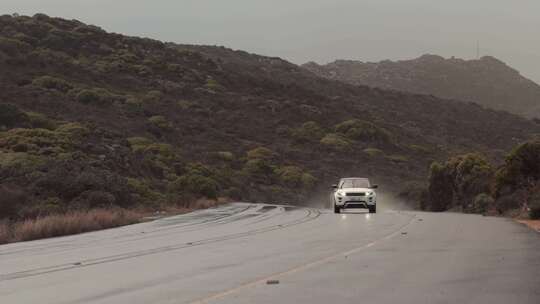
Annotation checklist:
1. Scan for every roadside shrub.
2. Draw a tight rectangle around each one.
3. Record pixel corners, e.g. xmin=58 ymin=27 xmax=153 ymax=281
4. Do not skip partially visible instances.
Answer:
xmin=320 ymin=133 xmax=350 ymax=151
xmin=427 ymin=162 xmax=454 ymax=212
xmin=528 ymin=186 xmax=540 ymax=219
xmin=495 ymin=140 xmax=540 ymax=197
xmin=127 ymin=178 xmax=165 ymax=205
xmin=426 ymin=154 xmax=493 ymax=212
xmin=290 ymin=121 xmax=325 ymax=142
xmin=0 ymin=103 xmax=29 ymax=129
xmin=33 ymin=160 xmax=134 ymax=209
xmin=470 ymin=193 xmax=494 ymax=214
xmin=32 ymin=76 xmax=73 ymax=93
xmin=495 ymin=195 xmax=519 ymax=215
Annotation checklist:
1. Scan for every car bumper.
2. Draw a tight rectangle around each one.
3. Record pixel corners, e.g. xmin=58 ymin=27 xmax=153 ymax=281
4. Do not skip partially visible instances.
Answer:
xmin=335 ymin=197 xmax=376 ymax=207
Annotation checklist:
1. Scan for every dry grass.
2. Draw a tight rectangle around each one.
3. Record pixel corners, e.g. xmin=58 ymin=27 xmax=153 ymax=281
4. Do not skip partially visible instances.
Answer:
xmin=517 ymin=220 xmax=540 ymax=232
xmin=10 ymin=209 xmax=141 ymax=243
xmin=0 ymin=198 xmax=232 ymax=245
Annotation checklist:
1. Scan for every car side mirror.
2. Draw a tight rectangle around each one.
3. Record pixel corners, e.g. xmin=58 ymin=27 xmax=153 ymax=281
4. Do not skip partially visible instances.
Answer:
xmin=332 ymin=184 xmax=338 ymax=189
xmin=371 ymin=185 xmax=379 ymax=189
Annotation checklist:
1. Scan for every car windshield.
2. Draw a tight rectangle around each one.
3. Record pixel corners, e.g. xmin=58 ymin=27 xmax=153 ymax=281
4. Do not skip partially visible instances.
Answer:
xmin=340 ymin=179 xmax=370 ymax=188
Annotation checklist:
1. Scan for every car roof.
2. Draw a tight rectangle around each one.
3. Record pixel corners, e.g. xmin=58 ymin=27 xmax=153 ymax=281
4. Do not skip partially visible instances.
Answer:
xmin=340 ymin=177 xmax=369 ymax=181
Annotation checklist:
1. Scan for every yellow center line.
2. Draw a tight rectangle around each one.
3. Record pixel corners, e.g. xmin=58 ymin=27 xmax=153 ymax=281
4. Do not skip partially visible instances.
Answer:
xmin=189 ymin=212 xmax=416 ymax=304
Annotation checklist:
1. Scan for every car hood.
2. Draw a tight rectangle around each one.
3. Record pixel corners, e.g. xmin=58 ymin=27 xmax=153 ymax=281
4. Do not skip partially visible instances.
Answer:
xmin=339 ymin=188 xmax=373 ymax=192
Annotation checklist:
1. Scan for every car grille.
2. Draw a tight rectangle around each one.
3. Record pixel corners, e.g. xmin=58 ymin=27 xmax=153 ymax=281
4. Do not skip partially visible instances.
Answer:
xmin=346 ymin=192 xmax=365 ymax=196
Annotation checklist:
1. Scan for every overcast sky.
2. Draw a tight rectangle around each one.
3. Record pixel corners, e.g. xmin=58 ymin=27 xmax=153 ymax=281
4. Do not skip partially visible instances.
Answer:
xmin=3 ymin=0 xmax=540 ymax=83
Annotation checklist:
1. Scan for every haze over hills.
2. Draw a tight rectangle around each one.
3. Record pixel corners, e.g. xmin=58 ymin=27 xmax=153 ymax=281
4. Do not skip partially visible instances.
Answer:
xmin=303 ymin=55 xmax=540 ymax=119
xmin=1 ymin=14 xmax=539 ymax=222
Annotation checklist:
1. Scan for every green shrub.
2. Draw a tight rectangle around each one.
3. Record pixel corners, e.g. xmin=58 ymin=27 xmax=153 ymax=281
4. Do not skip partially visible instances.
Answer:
xmin=215 ymin=151 xmax=234 ymax=161
xmin=0 ymin=185 xmax=28 ymax=220
xmin=494 ymin=195 xmax=519 ymax=215
xmin=144 ymin=90 xmax=163 ymax=103
xmin=427 ymin=162 xmax=454 ymax=212
xmin=335 ymin=119 xmax=391 ymax=143
xmin=143 ymin=143 xmax=176 ymax=162
xmin=56 ymin=122 xmax=89 ymax=138
xmin=127 ymin=137 xmax=153 ymax=152
xmin=32 ymin=76 xmax=73 ymax=93
xmin=471 ymin=193 xmax=494 ymax=214
xmin=76 ymin=88 xmax=115 ymax=106
xmin=127 ymin=178 xmax=165 ymax=205
xmin=0 ymin=152 xmax=45 ymax=172
xmin=148 ymin=115 xmax=173 ymax=131
xmin=0 ymin=37 xmax=31 ymax=56
xmin=243 ymin=159 xmax=274 ymax=180
xmin=0 ymin=128 xmax=72 ymax=154
xmin=363 ymin=148 xmax=384 ymax=157
xmin=170 ymin=174 xmax=220 ymax=199
xmin=177 ymin=100 xmax=194 ymax=110
xmin=247 ymin=147 xmax=275 ymax=161
xmin=205 ymin=78 xmax=224 ymax=91
xmin=529 ymin=186 xmax=540 ymax=219
xmin=426 ymin=154 xmax=494 ymax=212
xmin=0 ymin=104 xmax=29 ymax=129
xmin=290 ymin=121 xmax=325 ymax=142
xmin=409 ymin=144 xmax=432 ymax=154
xmin=385 ymin=155 xmax=409 ymax=163
xmin=320 ymin=133 xmax=350 ymax=151
xmin=26 ymin=112 xmax=57 ymax=130
xmin=274 ymin=165 xmax=317 ymax=189
xmin=495 ymin=140 xmax=540 ymax=197
xmin=275 ymin=166 xmax=304 ymax=187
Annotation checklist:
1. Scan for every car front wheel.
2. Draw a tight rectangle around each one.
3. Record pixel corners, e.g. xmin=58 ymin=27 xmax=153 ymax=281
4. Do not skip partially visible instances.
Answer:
xmin=334 ymin=205 xmax=341 ymax=214
xmin=368 ymin=205 xmax=376 ymax=213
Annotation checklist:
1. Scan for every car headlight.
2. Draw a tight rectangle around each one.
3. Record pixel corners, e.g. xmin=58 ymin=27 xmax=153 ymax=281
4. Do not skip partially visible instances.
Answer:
xmin=366 ymin=191 xmax=374 ymax=196
xmin=336 ymin=191 xmax=344 ymax=197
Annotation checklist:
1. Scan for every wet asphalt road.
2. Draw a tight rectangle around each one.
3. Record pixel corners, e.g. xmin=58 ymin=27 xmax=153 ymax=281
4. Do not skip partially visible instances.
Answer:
xmin=1 ymin=203 xmax=539 ymax=304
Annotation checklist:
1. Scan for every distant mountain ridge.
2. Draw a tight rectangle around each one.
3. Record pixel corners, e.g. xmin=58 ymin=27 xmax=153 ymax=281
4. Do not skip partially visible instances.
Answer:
xmin=303 ymin=55 xmax=540 ymax=118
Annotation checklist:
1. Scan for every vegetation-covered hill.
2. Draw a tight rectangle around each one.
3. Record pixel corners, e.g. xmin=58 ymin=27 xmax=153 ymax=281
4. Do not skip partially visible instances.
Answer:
xmin=1 ymin=14 xmax=539 ymax=223
xmin=304 ymin=55 xmax=540 ymax=119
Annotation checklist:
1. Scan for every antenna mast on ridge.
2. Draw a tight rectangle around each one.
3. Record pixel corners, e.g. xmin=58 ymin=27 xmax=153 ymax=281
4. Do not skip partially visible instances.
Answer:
xmin=476 ymin=40 xmax=480 ymax=59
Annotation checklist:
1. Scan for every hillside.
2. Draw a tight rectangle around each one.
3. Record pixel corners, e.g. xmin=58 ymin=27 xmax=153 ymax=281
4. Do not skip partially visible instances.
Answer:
xmin=1 ymin=14 xmax=539 ymax=222
xmin=303 ymin=55 xmax=540 ymax=119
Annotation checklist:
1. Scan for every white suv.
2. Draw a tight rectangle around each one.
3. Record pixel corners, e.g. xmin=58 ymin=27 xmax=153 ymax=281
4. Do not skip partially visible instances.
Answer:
xmin=332 ymin=178 xmax=378 ymax=214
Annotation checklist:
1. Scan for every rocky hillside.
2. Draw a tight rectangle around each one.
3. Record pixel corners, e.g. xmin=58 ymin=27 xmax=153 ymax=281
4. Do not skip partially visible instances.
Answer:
xmin=1 ymin=14 xmax=539 ymax=220
xmin=303 ymin=55 xmax=540 ymax=119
